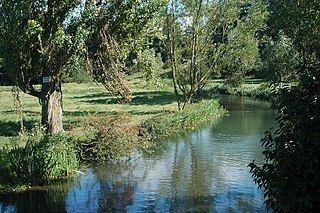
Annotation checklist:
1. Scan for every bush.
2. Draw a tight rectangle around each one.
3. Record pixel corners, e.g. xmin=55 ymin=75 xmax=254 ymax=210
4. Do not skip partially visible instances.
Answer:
xmin=77 ymin=112 xmax=144 ymax=163
xmin=248 ymin=67 xmax=320 ymax=212
xmin=0 ymin=130 xmax=78 ymax=186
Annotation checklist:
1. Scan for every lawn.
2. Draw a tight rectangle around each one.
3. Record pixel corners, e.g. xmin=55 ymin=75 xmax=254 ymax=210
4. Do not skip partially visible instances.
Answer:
xmin=0 ymin=75 xmax=178 ymax=146
xmin=0 ymin=72 xmax=268 ymax=147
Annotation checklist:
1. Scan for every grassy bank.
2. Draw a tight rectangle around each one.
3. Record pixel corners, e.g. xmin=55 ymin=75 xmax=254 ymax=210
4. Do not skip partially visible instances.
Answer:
xmin=204 ymin=81 xmax=274 ymax=101
xmin=0 ymin=74 xmax=225 ymax=190
xmin=0 ymin=79 xmax=177 ymax=145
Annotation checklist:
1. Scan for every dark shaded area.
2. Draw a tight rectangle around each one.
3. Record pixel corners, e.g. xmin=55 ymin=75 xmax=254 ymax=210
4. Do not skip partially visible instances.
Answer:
xmin=73 ymin=90 xmax=177 ymax=106
xmin=0 ymin=119 xmax=37 ymax=137
xmin=130 ymin=91 xmax=176 ymax=105
xmin=127 ymin=109 xmax=171 ymax=116
xmin=80 ymin=97 xmax=118 ymax=105
xmin=72 ymin=92 xmax=112 ymax=100
xmin=159 ymin=70 xmax=172 ymax=79
xmin=0 ymin=180 xmax=73 ymax=213
xmin=0 ymin=121 xmax=20 ymax=137
xmin=0 ymin=71 xmax=13 ymax=86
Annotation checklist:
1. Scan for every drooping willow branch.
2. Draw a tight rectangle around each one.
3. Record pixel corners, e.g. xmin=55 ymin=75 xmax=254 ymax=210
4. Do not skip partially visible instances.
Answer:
xmin=85 ymin=25 xmax=132 ymax=103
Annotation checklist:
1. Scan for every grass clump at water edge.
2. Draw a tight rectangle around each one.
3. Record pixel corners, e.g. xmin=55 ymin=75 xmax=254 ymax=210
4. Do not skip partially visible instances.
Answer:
xmin=0 ymin=128 xmax=79 ymax=190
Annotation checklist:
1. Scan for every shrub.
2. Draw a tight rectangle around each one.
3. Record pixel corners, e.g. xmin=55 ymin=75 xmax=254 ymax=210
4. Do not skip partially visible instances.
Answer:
xmin=249 ymin=68 xmax=320 ymax=212
xmin=77 ymin=112 xmax=143 ymax=163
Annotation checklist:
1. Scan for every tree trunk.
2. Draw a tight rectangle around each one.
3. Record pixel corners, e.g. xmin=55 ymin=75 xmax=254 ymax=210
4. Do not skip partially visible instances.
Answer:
xmin=41 ymin=78 xmax=63 ymax=134
xmin=167 ymin=1 xmax=181 ymax=111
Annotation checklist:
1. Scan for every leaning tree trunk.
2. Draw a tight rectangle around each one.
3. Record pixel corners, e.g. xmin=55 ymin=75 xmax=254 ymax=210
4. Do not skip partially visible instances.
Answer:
xmin=41 ymin=77 xmax=63 ymax=134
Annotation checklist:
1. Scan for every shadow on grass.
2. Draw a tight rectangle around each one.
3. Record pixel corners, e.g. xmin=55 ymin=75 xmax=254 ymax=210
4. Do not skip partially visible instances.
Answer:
xmin=130 ymin=91 xmax=176 ymax=105
xmin=0 ymin=120 xmax=37 ymax=137
xmin=128 ymin=109 xmax=173 ymax=117
xmin=73 ymin=90 xmax=177 ymax=106
xmin=72 ymin=92 xmax=112 ymax=100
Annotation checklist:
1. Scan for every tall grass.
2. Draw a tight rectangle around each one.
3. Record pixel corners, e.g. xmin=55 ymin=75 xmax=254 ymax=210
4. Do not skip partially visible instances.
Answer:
xmin=0 ymin=128 xmax=78 ymax=187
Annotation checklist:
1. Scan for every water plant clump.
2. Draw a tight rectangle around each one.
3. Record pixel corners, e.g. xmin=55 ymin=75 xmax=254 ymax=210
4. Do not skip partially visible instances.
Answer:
xmin=0 ymin=129 xmax=79 ymax=187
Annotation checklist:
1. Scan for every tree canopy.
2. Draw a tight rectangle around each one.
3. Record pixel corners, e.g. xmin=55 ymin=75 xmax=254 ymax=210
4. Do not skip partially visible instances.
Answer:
xmin=0 ymin=0 xmax=165 ymax=133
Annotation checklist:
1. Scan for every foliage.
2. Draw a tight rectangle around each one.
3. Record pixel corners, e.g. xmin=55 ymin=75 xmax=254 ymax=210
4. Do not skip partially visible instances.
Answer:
xmin=267 ymin=0 xmax=320 ymax=64
xmin=140 ymin=100 xmax=225 ymax=140
xmin=0 ymin=129 xmax=78 ymax=186
xmin=77 ymin=112 xmax=144 ymax=163
xmin=166 ymin=0 xmax=268 ymax=109
xmin=249 ymin=68 xmax=320 ymax=212
xmin=249 ymin=0 xmax=320 ymax=212
xmin=215 ymin=0 xmax=268 ymax=87
xmin=82 ymin=0 xmax=166 ymax=103
xmin=131 ymin=48 xmax=164 ymax=83
xmin=261 ymin=32 xmax=299 ymax=85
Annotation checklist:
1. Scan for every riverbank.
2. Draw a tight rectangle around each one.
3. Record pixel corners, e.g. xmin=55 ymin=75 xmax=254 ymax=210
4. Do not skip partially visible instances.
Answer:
xmin=0 ymin=95 xmax=274 ymax=212
xmin=0 ymin=75 xmax=225 ymax=191
xmin=204 ymin=81 xmax=274 ymax=101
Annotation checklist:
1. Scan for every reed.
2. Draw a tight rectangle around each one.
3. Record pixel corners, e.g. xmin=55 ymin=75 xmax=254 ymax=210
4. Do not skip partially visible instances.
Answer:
xmin=0 ymin=128 xmax=78 ymax=186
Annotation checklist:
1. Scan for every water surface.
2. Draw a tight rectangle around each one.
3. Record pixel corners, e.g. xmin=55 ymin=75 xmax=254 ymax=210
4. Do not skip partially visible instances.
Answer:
xmin=0 ymin=96 xmax=276 ymax=212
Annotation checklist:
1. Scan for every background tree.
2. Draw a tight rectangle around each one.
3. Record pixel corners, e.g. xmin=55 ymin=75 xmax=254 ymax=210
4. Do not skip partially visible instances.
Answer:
xmin=214 ymin=0 xmax=267 ymax=87
xmin=83 ymin=0 xmax=165 ymax=102
xmin=249 ymin=0 xmax=320 ymax=212
xmin=166 ymin=0 xmax=267 ymax=109
xmin=261 ymin=32 xmax=299 ymax=86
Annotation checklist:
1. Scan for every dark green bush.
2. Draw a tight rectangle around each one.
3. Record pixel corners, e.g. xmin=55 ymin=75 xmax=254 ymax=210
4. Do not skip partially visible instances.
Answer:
xmin=249 ymin=67 xmax=320 ymax=212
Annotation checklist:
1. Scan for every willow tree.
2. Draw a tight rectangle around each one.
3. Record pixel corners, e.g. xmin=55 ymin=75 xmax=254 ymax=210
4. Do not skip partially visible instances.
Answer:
xmin=0 ymin=0 xmax=163 ymax=134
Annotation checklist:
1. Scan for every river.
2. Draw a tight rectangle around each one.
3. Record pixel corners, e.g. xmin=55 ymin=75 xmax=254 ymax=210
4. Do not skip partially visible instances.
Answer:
xmin=0 ymin=95 xmax=276 ymax=213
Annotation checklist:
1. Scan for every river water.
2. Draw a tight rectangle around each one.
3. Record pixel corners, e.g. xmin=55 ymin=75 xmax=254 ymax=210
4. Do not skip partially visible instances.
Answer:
xmin=0 ymin=96 xmax=276 ymax=213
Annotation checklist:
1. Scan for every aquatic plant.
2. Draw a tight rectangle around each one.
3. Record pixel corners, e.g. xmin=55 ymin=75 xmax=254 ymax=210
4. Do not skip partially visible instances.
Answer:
xmin=0 ymin=129 xmax=78 ymax=186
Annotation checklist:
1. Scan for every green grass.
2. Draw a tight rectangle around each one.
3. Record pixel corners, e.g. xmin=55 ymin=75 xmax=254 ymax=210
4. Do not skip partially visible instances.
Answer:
xmin=0 ymin=74 xmax=273 ymax=147
xmin=1 ymin=73 xmax=275 ymax=149
xmin=0 ymin=73 xmax=178 ymax=146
